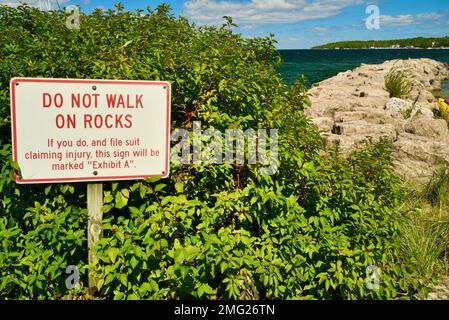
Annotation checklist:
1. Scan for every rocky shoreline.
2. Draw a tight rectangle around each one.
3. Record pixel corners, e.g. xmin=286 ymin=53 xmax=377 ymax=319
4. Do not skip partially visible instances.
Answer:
xmin=304 ymin=58 xmax=449 ymax=180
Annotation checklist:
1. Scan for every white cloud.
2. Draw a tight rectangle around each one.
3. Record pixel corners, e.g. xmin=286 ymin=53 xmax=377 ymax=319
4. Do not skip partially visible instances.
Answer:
xmin=380 ymin=14 xmax=414 ymax=26
xmin=0 ymin=0 xmax=37 ymax=6
xmin=0 ymin=0 xmax=67 ymax=10
xmin=380 ymin=11 xmax=448 ymax=27
xmin=415 ymin=12 xmax=445 ymax=21
xmin=311 ymin=26 xmax=329 ymax=32
xmin=183 ymin=0 xmax=366 ymax=25
xmin=308 ymin=26 xmax=329 ymax=36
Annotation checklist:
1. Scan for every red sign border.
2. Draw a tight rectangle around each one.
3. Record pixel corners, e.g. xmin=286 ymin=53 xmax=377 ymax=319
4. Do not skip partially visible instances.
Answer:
xmin=10 ymin=78 xmax=171 ymax=184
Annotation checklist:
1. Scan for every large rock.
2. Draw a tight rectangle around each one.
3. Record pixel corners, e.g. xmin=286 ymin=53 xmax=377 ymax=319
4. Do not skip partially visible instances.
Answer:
xmin=405 ymin=118 xmax=449 ymax=139
xmin=385 ymin=98 xmax=413 ymax=117
xmin=410 ymin=103 xmax=435 ymax=119
xmin=305 ymin=58 xmax=449 ymax=180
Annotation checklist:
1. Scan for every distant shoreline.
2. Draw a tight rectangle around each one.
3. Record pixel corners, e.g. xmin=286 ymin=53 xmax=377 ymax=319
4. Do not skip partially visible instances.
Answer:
xmin=277 ymin=48 xmax=449 ymax=51
xmin=313 ymin=36 xmax=449 ymax=50
xmin=312 ymin=48 xmax=449 ymax=50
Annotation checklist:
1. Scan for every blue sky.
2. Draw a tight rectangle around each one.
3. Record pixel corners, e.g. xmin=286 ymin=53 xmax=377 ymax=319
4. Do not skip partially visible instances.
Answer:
xmin=2 ymin=0 xmax=449 ymax=48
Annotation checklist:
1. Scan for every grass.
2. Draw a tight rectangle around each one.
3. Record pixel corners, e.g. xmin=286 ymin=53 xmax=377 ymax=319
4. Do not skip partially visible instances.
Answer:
xmin=422 ymin=166 xmax=449 ymax=208
xmin=402 ymin=107 xmax=413 ymax=119
xmin=385 ymin=67 xmax=413 ymax=98
xmin=397 ymin=166 xmax=449 ymax=291
xmin=398 ymin=206 xmax=449 ymax=280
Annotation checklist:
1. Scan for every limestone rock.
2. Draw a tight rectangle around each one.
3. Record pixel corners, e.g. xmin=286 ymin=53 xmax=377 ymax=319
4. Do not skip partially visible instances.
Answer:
xmin=310 ymin=117 xmax=334 ymax=132
xmin=405 ymin=118 xmax=449 ymax=139
xmin=385 ymin=98 xmax=413 ymax=117
xmin=410 ymin=103 xmax=434 ymax=119
xmin=305 ymin=58 xmax=449 ymax=180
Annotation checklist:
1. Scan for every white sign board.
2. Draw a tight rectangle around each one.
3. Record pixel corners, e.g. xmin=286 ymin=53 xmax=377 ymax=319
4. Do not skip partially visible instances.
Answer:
xmin=10 ymin=78 xmax=171 ymax=184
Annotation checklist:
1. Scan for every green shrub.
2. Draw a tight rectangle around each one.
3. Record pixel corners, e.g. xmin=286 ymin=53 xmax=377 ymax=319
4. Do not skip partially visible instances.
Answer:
xmin=385 ymin=67 xmax=413 ymax=98
xmin=1 ymin=4 xmax=420 ymax=300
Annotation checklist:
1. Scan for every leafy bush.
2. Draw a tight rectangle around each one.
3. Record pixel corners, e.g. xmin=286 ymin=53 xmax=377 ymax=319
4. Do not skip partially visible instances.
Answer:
xmin=385 ymin=67 xmax=413 ymax=98
xmin=86 ymin=140 xmax=419 ymax=300
xmin=1 ymin=4 xmax=420 ymax=300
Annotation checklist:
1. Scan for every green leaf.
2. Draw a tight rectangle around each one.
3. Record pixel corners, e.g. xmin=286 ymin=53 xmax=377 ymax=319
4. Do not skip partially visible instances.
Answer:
xmin=114 ymin=291 xmax=125 ymax=300
xmin=197 ymin=283 xmax=215 ymax=297
xmin=127 ymin=293 xmax=139 ymax=300
xmin=122 ymin=40 xmax=133 ymax=48
xmin=44 ymin=185 xmax=52 ymax=196
xmin=108 ymin=248 xmax=119 ymax=263
xmin=120 ymin=274 xmax=128 ymax=287
xmin=175 ymin=182 xmax=184 ymax=193
xmin=130 ymin=256 xmax=138 ymax=269
xmin=115 ymin=190 xmax=129 ymax=209
xmin=97 ymin=278 xmax=104 ymax=290
xmin=155 ymin=184 xmax=167 ymax=192
xmin=174 ymin=248 xmax=186 ymax=264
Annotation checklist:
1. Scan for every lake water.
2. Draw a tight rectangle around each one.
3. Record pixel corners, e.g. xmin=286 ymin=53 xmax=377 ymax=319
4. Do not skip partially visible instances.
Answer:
xmin=434 ymin=79 xmax=449 ymax=97
xmin=278 ymin=49 xmax=449 ymax=87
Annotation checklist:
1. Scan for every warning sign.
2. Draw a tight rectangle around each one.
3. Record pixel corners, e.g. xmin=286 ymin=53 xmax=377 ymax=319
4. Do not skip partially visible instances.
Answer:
xmin=10 ymin=78 xmax=171 ymax=184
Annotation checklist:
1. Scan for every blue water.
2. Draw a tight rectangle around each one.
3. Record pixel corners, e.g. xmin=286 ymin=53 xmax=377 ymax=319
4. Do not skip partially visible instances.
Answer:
xmin=278 ymin=49 xmax=449 ymax=87
xmin=441 ymin=80 xmax=449 ymax=91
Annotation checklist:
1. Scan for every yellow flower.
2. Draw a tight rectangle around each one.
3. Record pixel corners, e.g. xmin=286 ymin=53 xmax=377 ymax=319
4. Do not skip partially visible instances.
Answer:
xmin=438 ymin=98 xmax=449 ymax=121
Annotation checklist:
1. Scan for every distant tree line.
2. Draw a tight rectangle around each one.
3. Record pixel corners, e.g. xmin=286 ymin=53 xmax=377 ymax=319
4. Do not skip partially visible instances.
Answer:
xmin=314 ymin=36 xmax=449 ymax=49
